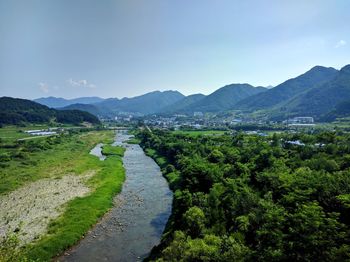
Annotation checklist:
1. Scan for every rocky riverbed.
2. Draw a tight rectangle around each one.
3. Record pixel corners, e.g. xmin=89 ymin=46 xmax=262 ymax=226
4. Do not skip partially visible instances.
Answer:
xmin=0 ymin=171 xmax=95 ymax=245
xmin=60 ymin=131 xmax=173 ymax=262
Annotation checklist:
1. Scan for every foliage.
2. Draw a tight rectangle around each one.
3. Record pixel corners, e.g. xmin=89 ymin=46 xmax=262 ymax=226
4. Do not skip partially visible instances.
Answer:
xmin=24 ymin=144 xmax=125 ymax=261
xmin=0 ymin=130 xmax=113 ymax=195
xmin=164 ymin=84 xmax=265 ymax=114
xmin=0 ymin=129 xmax=124 ymax=260
xmin=321 ymin=99 xmax=350 ymax=122
xmin=139 ymin=129 xmax=350 ymax=261
xmin=0 ymin=97 xmax=100 ymax=125
xmin=235 ymin=66 xmax=338 ymax=113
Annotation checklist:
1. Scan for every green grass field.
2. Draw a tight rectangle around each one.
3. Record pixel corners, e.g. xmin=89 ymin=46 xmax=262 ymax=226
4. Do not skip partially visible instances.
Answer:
xmin=0 ymin=129 xmax=114 ymax=195
xmin=171 ymin=130 xmax=228 ymax=136
xmin=0 ymin=128 xmax=126 ymax=261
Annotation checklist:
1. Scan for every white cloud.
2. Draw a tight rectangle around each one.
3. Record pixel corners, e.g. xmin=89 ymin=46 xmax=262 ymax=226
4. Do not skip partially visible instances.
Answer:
xmin=67 ymin=78 xmax=96 ymax=88
xmin=39 ymin=82 xmax=49 ymax=93
xmin=335 ymin=40 xmax=347 ymax=48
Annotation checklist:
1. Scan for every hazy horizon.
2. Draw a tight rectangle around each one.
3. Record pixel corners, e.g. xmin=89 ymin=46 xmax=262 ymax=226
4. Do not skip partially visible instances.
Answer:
xmin=1 ymin=0 xmax=349 ymax=99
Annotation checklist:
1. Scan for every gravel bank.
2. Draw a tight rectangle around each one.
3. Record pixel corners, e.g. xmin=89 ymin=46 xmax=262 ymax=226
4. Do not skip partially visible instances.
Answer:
xmin=0 ymin=171 xmax=95 ymax=245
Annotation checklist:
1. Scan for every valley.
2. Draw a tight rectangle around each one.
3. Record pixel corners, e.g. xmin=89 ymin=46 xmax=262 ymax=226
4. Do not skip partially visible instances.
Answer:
xmin=2 ymin=1 xmax=350 ymax=260
xmin=0 ymin=128 xmax=125 ymax=260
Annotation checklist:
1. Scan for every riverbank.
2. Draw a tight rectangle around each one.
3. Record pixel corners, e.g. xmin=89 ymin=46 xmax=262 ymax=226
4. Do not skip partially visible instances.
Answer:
xmin=0 ymin=130 xmax=126 ymax=261
xmin=59 ymin=132 xmax=172 ymax=262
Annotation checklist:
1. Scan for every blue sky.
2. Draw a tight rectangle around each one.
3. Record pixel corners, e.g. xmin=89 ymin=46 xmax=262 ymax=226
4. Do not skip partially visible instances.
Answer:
xmin=0 ymin=0 xmax=349 ymax=99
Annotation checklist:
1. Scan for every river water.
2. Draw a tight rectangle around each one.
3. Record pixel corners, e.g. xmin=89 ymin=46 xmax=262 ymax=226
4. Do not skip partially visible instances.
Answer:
xmin=89 ymin=143 xmax=106 ymax=160
xmin=60 ymin=131 xmax=172 ymax=262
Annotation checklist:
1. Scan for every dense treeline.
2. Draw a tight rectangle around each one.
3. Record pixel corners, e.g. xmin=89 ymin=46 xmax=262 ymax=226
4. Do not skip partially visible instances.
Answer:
xmin=0 ymin=97 xmax=100 ymax=125
xmin=138 ymin=129 xmax=350 ymax=261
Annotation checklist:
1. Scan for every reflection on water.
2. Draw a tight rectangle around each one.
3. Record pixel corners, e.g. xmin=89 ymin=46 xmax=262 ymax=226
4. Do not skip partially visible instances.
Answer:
xmin=61 ymin=131 xmax=173 ymax=262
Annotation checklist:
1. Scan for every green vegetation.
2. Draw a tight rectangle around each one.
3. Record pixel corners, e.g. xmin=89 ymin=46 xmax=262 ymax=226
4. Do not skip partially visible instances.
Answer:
xmin=161 ymin=94 xmax=205 ymax=114
xmin=235 ymin=66 xmax=338 ymax=113
xmin=180 ymin=84 xmax=265 ymax=113
xmin=0 ymin=97 xmax=100 ymax=125
xmin=138 ymin=129 xmax=350 ymax=261
xmin=0 ymin=129 xmax=125 ymax=261
xmin=0 ymin=129 xmax=112 ymax=195
xmin=96 ymin=90 xmax=185 ymax=115
xmin=102 ymin=144 xmax=125 ymax=156
xmin=0 ymin=234 xmax=34 ymax=262
xmin=60 ymin=103 xmax=102 ymax=116
xmin=322 ymin=99 xmax=350 ymax=122
xmin=126 ymin=137 xmax=141 ymax=144
xmin=25 ymin=144 xmax=125 ymax=261
xmin=171 ymin=130 xmax=228 ymax=137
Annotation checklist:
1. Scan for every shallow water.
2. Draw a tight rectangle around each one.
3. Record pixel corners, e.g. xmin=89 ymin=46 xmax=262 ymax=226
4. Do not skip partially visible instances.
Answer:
xmin=89 ymin=143 xmax=106 ymax=160
xmin=60 ymin=131 xmax=172 ymax=262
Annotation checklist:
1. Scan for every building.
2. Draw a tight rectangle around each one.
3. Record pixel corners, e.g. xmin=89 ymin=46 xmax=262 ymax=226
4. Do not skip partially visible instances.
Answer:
xmin=286 ymin=117 xmax=314 ymax=124
xmin=193 ymin=112 xmax=203 ymax=117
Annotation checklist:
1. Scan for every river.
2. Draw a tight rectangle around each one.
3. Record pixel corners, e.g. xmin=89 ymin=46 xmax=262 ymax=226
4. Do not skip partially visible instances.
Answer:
xmin=60 ymin=131 xmax=172 ymax=261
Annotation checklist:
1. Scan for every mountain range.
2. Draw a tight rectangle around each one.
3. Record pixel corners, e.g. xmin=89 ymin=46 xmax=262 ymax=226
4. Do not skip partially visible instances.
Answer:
xmin=33 ymin=64 xmax=350 ymax=121
xmin=34 ymin=96 xmax=105 ymax=108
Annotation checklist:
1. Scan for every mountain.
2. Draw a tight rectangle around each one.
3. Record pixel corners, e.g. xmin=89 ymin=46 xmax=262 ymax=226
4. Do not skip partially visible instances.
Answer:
xmin=179 ymin=84 xmax=266 ymax=113
xmin=59 ymin=103 xmax=102 ymax=116
xmin=0 ymin=97 xmax=100 ymax=125
xmin=321 ymin=99 xmax=350 ymax=122
xmin=276 ymin=64 xmax=350 ymax=118
xmin=95 ymin=90 xmax=185 ymax=115
xmin=34 ymin=96 xmax=105 ymax=108
xmin=160 ymin=94 xmax=206 ymax=113
xmin=235 ymin=66 xmax=338 ymax=111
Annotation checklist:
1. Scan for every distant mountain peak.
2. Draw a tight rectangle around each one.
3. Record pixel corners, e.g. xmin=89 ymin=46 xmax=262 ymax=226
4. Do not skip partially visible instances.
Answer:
xmin=340 ymin=64 xmax=350 ymax=73
xmin=34 ymin=96 xmax=105 ymax=108
xmin=308 ymin=65 xmax=337 ymax=73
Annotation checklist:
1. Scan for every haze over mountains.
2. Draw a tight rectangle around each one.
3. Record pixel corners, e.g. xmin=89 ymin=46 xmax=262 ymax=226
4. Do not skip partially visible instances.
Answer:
xmin=34 ymin=97 xmax=105 ymax=108
xmin=34 ymin=64 xmax=350 ymax=121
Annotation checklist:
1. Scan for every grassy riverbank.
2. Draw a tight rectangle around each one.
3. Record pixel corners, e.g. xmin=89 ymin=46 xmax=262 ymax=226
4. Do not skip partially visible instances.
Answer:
xmin=0 ymin=128 xmax=126 ymax=261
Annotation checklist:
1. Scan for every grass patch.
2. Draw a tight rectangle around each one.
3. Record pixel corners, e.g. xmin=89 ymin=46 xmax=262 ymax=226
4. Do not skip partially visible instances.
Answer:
xmin=0 ymin=130 xmax=113 ymax=195
xmin=171 ymin=130 xmax=228 ymax=137
xmin=144 ymin=148 xmax=167 ymax=168
xmin=24 ymin=148 xmax=125 ymax=261
xmin=102 ymin=144 xmax=125 ymax=156
xmin=0 ymin=129 xmax=126 ymax=261
xmin=126 ymin=137 xmax=141 ymax=144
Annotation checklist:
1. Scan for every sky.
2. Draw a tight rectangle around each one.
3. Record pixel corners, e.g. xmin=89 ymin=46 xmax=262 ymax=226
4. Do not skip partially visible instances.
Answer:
xmin=0 ymin=0 xmax=349 ymax=99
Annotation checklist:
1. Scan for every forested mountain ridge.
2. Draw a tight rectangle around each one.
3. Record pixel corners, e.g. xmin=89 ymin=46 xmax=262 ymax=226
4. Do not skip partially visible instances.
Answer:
xmin=234 ymin=66 xmax=338 ymax=111
xmin=177 ymin=84 xmax=266 ymax=113
xmin=59 ymin=103 xmax=103 ymax=117
xmin=31 ymin=64 xmax=350 ymax=119
xmin=34 ymin=96 xmax=105 ymax=108
xmin=321 ymin=99 xmax=350 ymax=121
xmin=95 ymin=90 xmax=185 ymax=114
xmin=159 ymin=94 xmax=206 ymax=114
xmin=276 ymin=64 xmax=350 ymax=118
xmin=0 ymin=97 xmax=100 ymax=125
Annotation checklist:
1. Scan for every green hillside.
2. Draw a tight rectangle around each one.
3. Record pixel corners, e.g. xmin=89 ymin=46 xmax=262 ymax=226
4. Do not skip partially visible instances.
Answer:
xmin=321 ymin=99 xmax=350 ymax=121
xmin=235 ymin=66 xmax=338 ymax=111
xmin=160 ymin=94 xmax=206 ymax=113
xmin=59 ymin=103 xmax=102 ymax=116
xmin=96 ymin=90 xmax=185 ymax=114
xmin=0 ymin=97 xmax=100 ymax=125
xmin=280 ymin=65 xmax=350 ymax=118
xmin=181 ymin=84 xmax=266 ymax=113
